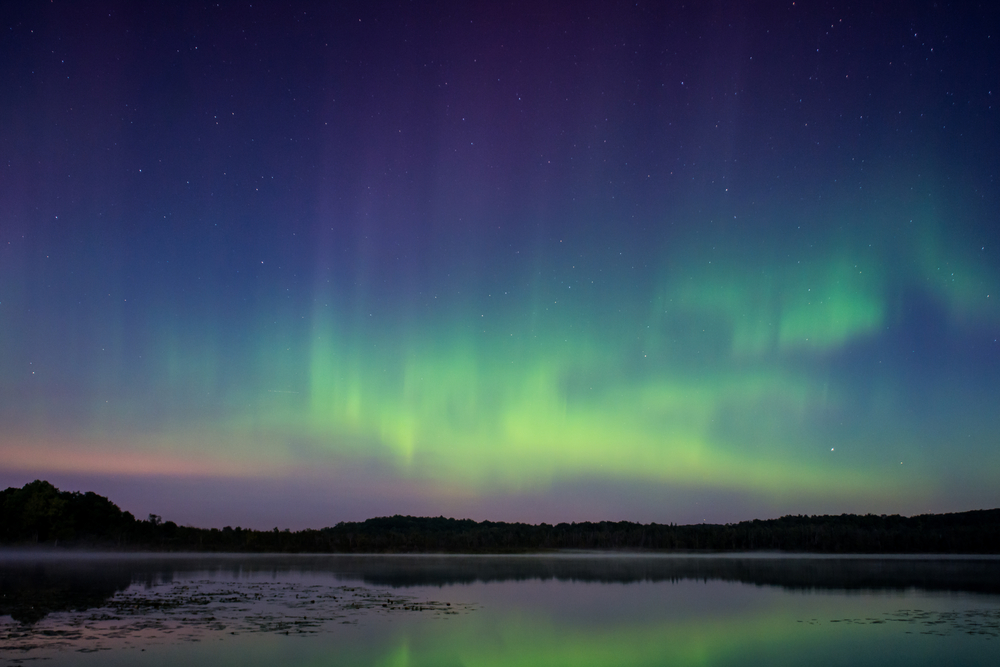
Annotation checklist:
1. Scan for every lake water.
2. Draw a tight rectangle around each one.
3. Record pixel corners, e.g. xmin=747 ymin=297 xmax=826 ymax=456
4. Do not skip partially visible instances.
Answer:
xmin=2 ymin=552 xmax=999 ymax=666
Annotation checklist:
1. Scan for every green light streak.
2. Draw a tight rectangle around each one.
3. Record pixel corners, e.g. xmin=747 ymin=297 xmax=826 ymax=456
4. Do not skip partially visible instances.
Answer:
xmin=301 ymin=311 xmax=906 ymax=499
xmin=654 ymin=251 xmax=885 ymax=356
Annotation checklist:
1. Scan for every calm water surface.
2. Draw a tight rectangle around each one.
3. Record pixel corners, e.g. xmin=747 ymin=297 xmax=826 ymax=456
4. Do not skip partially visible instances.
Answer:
xmin=1 ymin=553 xmax=999 ymax=665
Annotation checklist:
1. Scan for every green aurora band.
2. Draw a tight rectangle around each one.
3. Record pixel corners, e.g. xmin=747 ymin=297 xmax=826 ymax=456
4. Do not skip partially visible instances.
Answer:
xmin=275 ymin=205 xmax=997 ymax=503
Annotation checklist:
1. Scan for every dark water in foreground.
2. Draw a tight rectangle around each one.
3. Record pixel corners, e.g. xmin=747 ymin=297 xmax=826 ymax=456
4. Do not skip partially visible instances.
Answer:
xmin=1 ymin=552 xmax=999 ymax=666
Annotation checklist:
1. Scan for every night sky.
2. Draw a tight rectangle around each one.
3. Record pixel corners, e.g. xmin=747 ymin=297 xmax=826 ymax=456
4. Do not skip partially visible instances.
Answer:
xmin=2 ymin=1 xmax=999 ymax=529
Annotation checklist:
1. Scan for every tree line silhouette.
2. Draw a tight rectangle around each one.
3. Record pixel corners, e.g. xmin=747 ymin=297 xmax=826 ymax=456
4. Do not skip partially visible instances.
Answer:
xmin=3 ymin=480 xmax=999 ymax=553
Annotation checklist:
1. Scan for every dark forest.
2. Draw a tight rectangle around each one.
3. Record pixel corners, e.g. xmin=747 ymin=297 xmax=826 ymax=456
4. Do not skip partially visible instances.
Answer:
xmin=3 ymin=481 xmax=998 ymax=554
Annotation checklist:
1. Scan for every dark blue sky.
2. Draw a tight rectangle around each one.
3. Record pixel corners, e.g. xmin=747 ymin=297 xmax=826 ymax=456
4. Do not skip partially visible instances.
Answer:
xmin=2 ymin=1 xmax=998 ymax=528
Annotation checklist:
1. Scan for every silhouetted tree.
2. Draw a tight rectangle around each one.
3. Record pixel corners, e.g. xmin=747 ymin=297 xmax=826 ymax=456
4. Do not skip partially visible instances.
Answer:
xmin=2 ymin=481 xmax=999 ymax=554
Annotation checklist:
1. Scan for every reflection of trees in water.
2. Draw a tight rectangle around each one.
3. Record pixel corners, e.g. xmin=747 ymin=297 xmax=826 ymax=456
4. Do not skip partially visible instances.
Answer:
xmin=0 ymin=561 xmax=133 ymax=624
xmin=0 ymin=555 xmax=1000 ymax=623
xmin=321 ymin=555 xmax=1000 ymax=594
xmin=4 ymin=554 xmax=996 ymax=625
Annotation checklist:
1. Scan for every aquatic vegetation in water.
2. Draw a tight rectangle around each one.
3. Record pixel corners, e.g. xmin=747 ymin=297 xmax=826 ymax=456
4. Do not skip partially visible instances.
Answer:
xmin=0 ymin=579 xmax=477 ymax=657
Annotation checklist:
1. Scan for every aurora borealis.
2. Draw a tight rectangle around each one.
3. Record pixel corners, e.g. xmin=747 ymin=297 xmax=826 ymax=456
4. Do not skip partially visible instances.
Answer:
xmin=2 ymin=2 xmax=999 ymax=528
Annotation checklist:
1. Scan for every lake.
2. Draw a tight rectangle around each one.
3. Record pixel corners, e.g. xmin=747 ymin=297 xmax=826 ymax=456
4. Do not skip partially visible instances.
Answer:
xmin=2 ymin=552 xmax=999 ymax=665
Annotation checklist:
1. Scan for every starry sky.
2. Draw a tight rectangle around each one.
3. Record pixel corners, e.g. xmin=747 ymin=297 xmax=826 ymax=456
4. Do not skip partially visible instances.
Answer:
xmin=2 ymin=1 xmax=999 ymax=529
